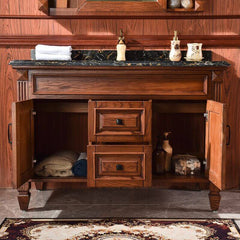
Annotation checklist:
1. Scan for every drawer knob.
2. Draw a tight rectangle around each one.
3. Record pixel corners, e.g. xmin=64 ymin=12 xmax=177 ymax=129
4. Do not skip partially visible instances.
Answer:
xmin=116 ymin=119 xmax=123 ymax=125
xmin=116 ymin=164 xmax=124 ymax=170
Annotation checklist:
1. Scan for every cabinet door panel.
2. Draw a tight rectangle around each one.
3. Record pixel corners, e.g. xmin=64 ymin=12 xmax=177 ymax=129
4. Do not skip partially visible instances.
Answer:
xmin=12 ymin=100 xmax=34 ymax=188
xmin=206 ymin=100 xmax=226 ymax=190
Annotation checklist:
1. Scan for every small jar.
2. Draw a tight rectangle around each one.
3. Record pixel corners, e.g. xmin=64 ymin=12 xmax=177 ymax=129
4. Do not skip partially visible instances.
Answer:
xmin=168 ymin=0 xmax=181 ymax=9
xmin=181 ymin=0 xmax=194 ymax=9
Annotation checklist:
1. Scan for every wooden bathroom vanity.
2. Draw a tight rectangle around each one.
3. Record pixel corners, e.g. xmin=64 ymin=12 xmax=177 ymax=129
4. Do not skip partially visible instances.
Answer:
xmin=10 ymin=58 xmax=230 ymax=211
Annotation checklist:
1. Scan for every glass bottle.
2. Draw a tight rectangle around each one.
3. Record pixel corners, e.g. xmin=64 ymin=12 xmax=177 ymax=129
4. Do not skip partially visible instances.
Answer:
xmin=168 ymin=0 xmax=181 ymax=9
xmin=162 ymin=132 xmax=173 ymax=173
xmin=154 ymin=136 xmax=165 ymax=174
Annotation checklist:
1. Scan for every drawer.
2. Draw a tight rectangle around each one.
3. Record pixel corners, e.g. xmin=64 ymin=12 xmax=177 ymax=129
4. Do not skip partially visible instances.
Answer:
xmin=88 ymin=101 xmax=152 ymax=143
xmin=97 ymin=154 xmax=142 ymax=177
xmin=87 ymin=145 xmax=152 ymax=187
xmin=29 ymin=70 xmax=210 ymax=100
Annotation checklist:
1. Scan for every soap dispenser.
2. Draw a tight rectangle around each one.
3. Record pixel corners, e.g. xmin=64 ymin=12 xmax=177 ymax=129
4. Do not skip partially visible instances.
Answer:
xmin=116 ymin=29 xmax=126 ymax=61
xmin=169 ymin=31 xmax=182 ymax=62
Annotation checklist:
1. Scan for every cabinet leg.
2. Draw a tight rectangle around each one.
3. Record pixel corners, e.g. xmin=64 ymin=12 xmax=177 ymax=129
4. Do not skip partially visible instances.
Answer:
xmin=208 ymin=183 xmax=221 ymax=211
xmin=35 ymin=182 xmax=46 ymax=191
xmin=18 ymin=182 xmax=31 ymax=211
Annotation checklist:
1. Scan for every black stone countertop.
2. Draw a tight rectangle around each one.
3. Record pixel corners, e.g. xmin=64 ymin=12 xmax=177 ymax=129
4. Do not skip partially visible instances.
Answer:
xmin=9 ymin=50 xmax=230 ymax=68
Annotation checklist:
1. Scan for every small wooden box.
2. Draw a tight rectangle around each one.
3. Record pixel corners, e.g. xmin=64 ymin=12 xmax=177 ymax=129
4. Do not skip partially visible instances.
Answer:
xmin=173 ymin=154 xmax=201 ymax=176
xmin=56 ymin=0 xmax=68 ymax=8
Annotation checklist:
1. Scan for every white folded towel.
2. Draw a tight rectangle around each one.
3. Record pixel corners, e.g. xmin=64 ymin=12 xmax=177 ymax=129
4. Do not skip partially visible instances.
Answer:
xmin=35 ymin=44 xmax=72 ymax=55
xmin=35 ymin=52 xmax=72 ymax=61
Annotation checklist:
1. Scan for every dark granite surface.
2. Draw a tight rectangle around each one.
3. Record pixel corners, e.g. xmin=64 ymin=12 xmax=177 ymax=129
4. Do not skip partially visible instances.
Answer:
xmin=10 ymin=50 xmax=230 ymax=67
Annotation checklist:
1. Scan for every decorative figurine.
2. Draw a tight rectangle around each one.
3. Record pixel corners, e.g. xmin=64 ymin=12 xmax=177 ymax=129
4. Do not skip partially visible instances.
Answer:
xmin=116 ymin=29 xmax=126 ymax=61
xmin=181 ymin=0 xmax=194 ymax=9
xmin=154 ymin=132 xmax=173 ymax=174
xmin=168 ymin=0 xmax=181 ymax=9
xmin=173 ymin=154 xmax=201 ymax=176
xmin=162 ymin=132 xmax=173 ymax=172
xmin=169 ymin=31 xmax=182 ymax=62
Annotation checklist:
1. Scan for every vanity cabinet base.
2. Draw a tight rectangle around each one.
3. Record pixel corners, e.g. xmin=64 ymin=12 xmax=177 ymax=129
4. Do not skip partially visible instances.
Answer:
xmin=10 ymin=65 xmax=229 ymax=212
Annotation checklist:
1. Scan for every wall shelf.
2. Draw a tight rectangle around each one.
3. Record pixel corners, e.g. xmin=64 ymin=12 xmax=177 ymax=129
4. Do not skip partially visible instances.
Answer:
xmin=38 ymin=0 xmax=206 ymax=17
xmin=164 ymin=0 xmax=206 ymax=12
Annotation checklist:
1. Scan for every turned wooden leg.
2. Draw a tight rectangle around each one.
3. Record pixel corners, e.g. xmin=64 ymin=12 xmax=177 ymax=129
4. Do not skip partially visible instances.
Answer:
xmin=209 ymin=182 xmax=221 ymax=211
xmin=35 ymin=182 xmax=46 ymax=191
xmin=18 ymin=181 xmax=31 ymax=211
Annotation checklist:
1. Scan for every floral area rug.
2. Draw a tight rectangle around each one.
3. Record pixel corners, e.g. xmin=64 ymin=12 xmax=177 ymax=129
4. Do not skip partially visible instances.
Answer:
xmin=0 ymin=218 xmax=240 ymax=240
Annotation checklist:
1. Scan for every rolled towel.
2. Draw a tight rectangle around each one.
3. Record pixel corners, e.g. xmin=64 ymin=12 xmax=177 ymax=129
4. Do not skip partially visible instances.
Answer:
xmin=35 ymin=44 xmax=72 ymax=55
xmin=36 ymin=168 xmax=74 ymax=177
xmin=35 ymin=53 xmax=72 ymax=61
xmin=34 ymin=151 xmax=79 ymax=177
xmin=78 ymin=152 xmax=87 ymax=160
xmin=72 ymin=159 xmax=87 ymax=177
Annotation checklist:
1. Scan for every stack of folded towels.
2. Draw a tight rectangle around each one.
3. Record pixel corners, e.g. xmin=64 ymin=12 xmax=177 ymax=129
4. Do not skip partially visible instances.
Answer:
xmin=34 ymin=151 xmax=87 ymax=177
xmin=35 ymin=44 xmax=72 ymax=61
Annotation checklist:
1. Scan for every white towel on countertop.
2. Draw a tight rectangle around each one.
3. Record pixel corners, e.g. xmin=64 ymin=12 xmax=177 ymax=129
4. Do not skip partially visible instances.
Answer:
xmin=35 ymin=44 xmax=72 ymax=55
xmin=35 ymin=52 xmax=72 ymax=61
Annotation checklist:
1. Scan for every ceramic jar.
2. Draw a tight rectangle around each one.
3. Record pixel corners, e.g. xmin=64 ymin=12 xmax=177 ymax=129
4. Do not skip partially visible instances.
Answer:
xmin=186 ymin=43 xmax=203 ymax=61
xmin=181 ymin=0 xmax=194 ymax=9
xmin=168 ymin=0 xmax=181 ymax=9
xmin=169 ymin=40 xmax=182 ymax=62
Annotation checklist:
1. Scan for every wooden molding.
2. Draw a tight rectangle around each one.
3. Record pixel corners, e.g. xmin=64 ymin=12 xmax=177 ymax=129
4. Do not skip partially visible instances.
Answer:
xmin=17 ymin=70 xmax=29 ymax=101
xmin=212 ymin=71 xmax=224 ymax=83
xmin=38 ymin=0 xmax=49 ymax=15
xmin=1 ymin=35 xmax=240 ymax=48
xmin=0 ymin=14 xmax=240 ymax=19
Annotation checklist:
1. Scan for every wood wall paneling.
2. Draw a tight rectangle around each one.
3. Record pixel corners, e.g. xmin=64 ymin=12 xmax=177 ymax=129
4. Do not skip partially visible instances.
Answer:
xmin=0 ymin=0 xmax=239 ymax=188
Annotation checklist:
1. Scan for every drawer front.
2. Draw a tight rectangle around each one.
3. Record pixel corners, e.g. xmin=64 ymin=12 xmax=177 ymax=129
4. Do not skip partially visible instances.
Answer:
xmin=97 ymin=154 xmax=142 ymax=177
xmin=87 ymin=145 xmax=152 ymax=187
xmin=29 ymin=70 xmax=210 ymax=100
xmin=89 ymin=101 xmax=152 ymax=143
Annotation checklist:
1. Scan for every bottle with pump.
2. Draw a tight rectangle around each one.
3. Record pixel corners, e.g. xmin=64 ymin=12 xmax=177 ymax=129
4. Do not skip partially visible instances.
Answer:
xmin=116 ymin=29 xmax=126 ymax=61
xmin=163 ymin=132 xmax=173 ymax=172
xmin=169 ymin=31 xmax=182 ymax=62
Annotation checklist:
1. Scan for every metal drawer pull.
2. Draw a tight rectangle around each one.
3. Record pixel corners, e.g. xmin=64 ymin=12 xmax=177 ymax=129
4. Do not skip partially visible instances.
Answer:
xmin=116 ymin=119 xmax=123 ymax=125
xmin=116 ymin=164 xmax=124 ymax=170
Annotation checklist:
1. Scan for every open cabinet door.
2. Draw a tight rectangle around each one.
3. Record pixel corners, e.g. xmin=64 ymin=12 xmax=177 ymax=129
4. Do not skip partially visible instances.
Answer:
xmin=12 ymin=100 xmax=34 ymax=188
xmin=206 ymin=100 xmax=226 ymax=190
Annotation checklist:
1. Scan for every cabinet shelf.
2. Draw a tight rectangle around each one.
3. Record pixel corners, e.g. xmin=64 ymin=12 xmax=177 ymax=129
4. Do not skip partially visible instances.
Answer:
xmin=152 ymin=173 xmax=208 ymax=186
xmin=31 ymin=176 xmax=87 ymax=183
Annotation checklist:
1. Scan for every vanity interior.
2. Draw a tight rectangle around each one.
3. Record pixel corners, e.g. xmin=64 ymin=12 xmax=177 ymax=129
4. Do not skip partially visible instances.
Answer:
xmin=10 ymin=54 xmax=230 ymax=211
